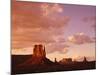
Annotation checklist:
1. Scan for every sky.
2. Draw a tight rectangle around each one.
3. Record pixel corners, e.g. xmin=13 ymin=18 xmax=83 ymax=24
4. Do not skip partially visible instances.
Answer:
xmin=12 ymin=0 xmax=96 ymax=61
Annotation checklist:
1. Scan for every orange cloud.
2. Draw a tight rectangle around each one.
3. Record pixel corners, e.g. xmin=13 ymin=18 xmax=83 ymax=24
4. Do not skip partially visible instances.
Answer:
xmin=12 ymin=47 xmax=33 ymax=55
xmin=46 ymin=43 xmax=69 ymax=53
xmin=12 ymin=1 xmax=70 ymax=49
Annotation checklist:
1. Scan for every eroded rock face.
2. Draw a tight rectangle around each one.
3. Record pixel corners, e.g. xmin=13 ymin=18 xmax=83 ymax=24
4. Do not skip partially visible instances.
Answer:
xmin=30 ymin=44 xmax=46 ymax=64
xmin=17 ymin=44 xmax=53 ymax=67
xmin=25 ymin=44 xmax=52 ymax=65
xmin=33 ymin=44 xmax=46 ymax=58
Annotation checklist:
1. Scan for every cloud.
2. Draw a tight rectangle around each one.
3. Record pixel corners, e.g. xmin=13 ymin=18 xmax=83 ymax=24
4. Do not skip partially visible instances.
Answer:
xmin=12 ymin=30 xmax=56 ymax=48
xmin=12 ymin=47 xmax=33 ymax=55
xmin=12 ymin=1 xmax=69 ymax=30
xmin=82 ymin=16 xmax=96 ymax=22
xmin=82 ymin=16 xmax=96 ymax=31
xmin=67 ymin=32 xmax=94 ymax=44
xmin=12 ymin=1 xmax=70 ymax=50
xmin=46 ymin=43 xmax=69 ymax=53
xmin=41 ymin=3 xmax=63 ymax=17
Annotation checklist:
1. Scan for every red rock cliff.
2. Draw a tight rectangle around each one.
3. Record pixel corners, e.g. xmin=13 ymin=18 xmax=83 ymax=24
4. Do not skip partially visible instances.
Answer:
xmin=33 ymin=44 xmax=46 ymax=58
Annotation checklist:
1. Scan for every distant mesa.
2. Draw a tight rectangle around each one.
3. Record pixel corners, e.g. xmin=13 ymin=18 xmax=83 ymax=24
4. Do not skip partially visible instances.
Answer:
xmin=59 ymin=58 xmax=72 ymax=64
xmin=59 ymin=57 xmax=88 ymax=64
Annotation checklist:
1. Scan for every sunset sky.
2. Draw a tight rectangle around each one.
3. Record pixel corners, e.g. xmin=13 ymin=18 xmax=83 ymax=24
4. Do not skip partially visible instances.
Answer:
xmin=12 ymin=0 xmax=96 ymax=61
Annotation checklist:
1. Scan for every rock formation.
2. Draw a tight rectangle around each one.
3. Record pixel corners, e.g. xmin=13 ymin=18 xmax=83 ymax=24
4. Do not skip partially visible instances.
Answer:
xmin=83 ymin=56 xmax=88 ymax=63
xmin=18 ymin=44 xmax=53 ymax=67
xmin=31 ymin=44 xmax=47 ymax=65
xmin=33 ymin=44 xmax=46 ymax=58
xmin=59 ymin=58 xmax=72 ymax=64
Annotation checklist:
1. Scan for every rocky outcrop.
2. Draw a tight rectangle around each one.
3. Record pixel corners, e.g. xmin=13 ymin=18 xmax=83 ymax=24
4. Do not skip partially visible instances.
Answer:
xmin=30 ymin=44 xmax=52 ymax=65
xmin=17 ymin=44 xmax=53 ymax=67
xmin=83 ymin=57 xmax=88 ymax=63
xmin=33 ymin=44 xmax=46 ymax=58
